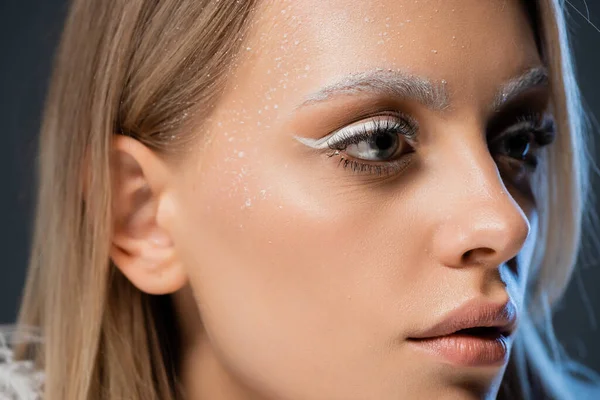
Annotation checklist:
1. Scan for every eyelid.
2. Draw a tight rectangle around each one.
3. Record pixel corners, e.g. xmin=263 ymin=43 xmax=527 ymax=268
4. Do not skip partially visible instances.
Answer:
xmin=492 ymin=120 xmax=537 ymax=139
xmin=294 ymin=112 xmax=415 ymax=150
xmin=489 ymin=113 xmax=555 ymax=144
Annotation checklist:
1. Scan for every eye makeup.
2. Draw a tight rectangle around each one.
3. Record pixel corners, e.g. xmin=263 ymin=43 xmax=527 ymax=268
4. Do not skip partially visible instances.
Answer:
xmin=294 ymin=112 xmax=418 ymax=176
xmin=294 ymin=107 xmax=556 ymax=181
xmin=489 ymin=112 xmax=556 ymax=170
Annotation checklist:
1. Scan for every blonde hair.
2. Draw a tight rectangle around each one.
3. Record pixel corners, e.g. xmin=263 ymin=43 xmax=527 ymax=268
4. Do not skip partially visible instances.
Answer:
xmin=4 ymin=0 xmax=599 ymax=399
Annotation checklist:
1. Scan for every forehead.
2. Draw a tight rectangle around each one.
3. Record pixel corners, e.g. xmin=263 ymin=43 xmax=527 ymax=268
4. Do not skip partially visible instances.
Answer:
xmin=221 ymin=0 xmax=540 ymax=116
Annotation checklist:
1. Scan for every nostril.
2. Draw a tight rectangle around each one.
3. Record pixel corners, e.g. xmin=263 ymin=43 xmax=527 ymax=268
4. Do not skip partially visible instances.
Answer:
xmin=462 ymin=249 xmax=474 ymax=262
xmin=461 ymin=247 xmax=495 ymax=264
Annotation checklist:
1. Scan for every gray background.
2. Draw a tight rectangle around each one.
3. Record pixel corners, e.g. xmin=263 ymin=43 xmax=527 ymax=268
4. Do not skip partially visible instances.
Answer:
xmin=1 ymin=0 xmax=599 ymax=374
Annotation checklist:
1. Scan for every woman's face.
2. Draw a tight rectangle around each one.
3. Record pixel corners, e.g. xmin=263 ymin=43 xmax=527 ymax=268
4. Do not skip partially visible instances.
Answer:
xmin=165 ymin=0 xmax=551 ymax=398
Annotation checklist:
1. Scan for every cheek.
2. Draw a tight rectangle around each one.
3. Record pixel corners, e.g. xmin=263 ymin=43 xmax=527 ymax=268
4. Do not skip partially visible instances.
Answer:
xmin=168 ymin=139 xmax=432 ymax=396
xmin=174 ymin=146 xmax=407 ymax=332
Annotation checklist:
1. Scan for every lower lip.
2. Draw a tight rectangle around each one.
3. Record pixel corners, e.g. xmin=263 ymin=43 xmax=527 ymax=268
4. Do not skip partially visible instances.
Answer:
xmin=407 ymin=333 xmax=509 ymax=367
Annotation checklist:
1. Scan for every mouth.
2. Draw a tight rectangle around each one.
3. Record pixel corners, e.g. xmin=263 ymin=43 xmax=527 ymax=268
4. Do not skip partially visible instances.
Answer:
xmin=406 ymin=299 xmax=517 ymax=367
xmin=451 ymin=326 xmax=511 ymax=338
xmin=407 ymin=330 xmax=510 ymax=367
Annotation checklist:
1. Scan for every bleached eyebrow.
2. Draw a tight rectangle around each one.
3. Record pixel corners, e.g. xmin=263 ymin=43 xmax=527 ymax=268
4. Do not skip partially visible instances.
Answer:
xmin=492 ymin=66 xmax=549 ymax=110
xmin=294 ymin=69 xmax=450 ymax=111
xmin=293 ymin=66 xmax=548 ymax=113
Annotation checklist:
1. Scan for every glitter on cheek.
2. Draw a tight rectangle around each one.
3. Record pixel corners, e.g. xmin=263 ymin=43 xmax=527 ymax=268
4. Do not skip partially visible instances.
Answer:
xmin=214 ymin=123 xmax=273 ymax=211
xmin=238 ymin=182 xmax=275 ymax=211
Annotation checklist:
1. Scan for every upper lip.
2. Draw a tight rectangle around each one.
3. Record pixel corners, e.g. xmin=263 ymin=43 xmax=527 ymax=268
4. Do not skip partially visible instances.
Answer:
xmin=408 ymin=298 xmax=518 ymax=339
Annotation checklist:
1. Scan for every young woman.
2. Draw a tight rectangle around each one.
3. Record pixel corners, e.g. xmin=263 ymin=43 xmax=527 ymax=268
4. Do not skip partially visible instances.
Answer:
xmin=1 ymin=0 xmax=599 ymax=399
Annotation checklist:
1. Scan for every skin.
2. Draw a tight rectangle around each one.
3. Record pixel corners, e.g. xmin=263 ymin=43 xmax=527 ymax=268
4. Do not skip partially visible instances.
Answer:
xmin=110 ymin=0 xmax=552 ymax=399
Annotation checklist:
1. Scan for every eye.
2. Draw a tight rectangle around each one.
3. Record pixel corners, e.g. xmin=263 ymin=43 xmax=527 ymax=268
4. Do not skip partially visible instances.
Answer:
xmin=489 ymin=113 xmax=556 ymax=168
xmin=502 ymin=131 xmax=532 ymax=160
xmin=325 ymin=114 xmax=417 ymax=162
xmin=344 ymin=126 xmax=401 ymax=161
xmin=293 ymin=112 xmax=418 ymax=177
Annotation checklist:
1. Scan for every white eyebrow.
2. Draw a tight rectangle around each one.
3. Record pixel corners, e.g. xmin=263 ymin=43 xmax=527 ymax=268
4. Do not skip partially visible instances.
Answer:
xmin=295 ymin=69 xmax=450 ymax=111
xmin=493 ymin=66 xmax=549 ymax=110
xmin=294 ymin=66 xmax=549 ymax=114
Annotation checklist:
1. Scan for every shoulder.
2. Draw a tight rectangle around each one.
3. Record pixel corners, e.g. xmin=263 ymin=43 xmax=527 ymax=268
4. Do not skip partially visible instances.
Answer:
xmin=0 ymin=327 xmax=44 ymax=400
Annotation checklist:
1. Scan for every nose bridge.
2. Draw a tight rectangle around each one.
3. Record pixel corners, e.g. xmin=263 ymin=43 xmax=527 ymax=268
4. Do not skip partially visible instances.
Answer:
xmin=432 ymin=139 xmax=530 ymax=269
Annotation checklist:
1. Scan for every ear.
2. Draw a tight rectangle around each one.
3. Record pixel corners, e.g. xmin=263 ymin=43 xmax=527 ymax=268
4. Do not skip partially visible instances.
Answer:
xmin=109 ymin=134 xmax=187 ymax=294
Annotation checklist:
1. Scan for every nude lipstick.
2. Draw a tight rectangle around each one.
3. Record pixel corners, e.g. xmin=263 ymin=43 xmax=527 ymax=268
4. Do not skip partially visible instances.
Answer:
xmin=407 ymin=299 xmax=517 ymax=367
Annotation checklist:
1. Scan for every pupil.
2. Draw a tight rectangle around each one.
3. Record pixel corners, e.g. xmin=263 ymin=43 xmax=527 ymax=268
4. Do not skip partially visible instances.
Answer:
xmin=507 ymin=134 xmax=530 ymax=159
xmin=373 ymin=132 xmax=395 ymax=151
xmin=346 ymin=130 xmax=401 ymax=161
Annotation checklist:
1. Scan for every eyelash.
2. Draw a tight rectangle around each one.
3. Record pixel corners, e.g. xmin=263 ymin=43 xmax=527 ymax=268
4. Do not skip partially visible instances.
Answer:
xmin=489 ymin=113 xmax=556 ymax=169
xmin=324 ymin=112 xmax=556 ymax=177
xmin=325 ymin=113 xmax=418 ymax=176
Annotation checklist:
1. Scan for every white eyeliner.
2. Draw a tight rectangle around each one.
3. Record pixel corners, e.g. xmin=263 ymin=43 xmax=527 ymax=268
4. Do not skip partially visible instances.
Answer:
xmin=293 ymin=117 xmax=397 ymax=150
xmin=293 ymin=134 xmax=331 ymax=149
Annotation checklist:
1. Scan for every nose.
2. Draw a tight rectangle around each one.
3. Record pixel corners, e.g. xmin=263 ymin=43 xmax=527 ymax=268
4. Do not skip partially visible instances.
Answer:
xmin=431 ymin=144 xmax=531 ymax=270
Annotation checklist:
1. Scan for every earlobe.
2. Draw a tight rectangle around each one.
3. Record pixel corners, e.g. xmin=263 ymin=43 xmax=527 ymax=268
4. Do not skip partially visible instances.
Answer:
xmin=110 ymin=235 xmax=187 ymax=295
xmin=109 ymin=134 xmax=187 ymax=295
